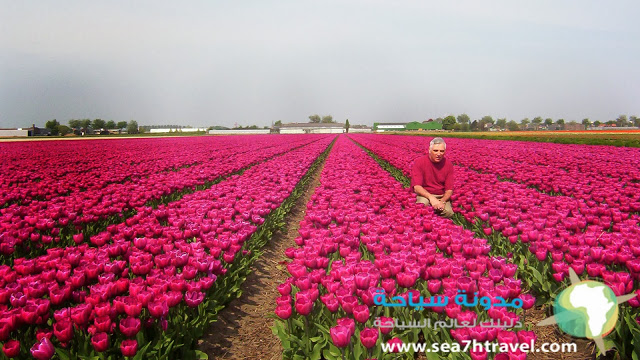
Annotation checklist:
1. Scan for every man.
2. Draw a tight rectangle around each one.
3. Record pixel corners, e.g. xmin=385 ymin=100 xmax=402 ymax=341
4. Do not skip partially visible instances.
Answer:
xmin=411 ymin=137 xmax=454 ymax=218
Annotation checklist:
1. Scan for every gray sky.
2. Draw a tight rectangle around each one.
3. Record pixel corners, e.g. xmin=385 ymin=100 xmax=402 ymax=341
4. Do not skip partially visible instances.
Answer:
xmin=1 ymin=0 xmax=638 ymax=128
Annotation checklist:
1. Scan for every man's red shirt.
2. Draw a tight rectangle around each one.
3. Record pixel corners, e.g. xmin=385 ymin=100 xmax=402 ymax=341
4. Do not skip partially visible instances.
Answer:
xmin=410 ymin=155 xmax=454 ymax=195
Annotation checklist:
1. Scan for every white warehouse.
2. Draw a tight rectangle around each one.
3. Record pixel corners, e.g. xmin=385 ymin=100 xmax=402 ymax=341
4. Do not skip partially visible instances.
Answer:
xmin=278 ymin=123 xmax=345 ymax=134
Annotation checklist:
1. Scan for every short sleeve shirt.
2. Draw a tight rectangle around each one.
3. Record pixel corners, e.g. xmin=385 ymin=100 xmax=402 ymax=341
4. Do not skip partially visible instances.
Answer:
xmin=410 ymin=155 xmax=454 ymax=195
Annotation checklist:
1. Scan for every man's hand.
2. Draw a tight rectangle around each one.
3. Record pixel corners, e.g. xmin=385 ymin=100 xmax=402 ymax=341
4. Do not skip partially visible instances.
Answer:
xmin=430 ymin=197 xmax=445 ymax=211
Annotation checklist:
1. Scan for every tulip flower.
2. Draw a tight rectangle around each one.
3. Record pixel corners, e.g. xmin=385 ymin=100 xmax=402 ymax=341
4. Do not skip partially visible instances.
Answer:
xmin=330 ymin=325 xmax=351 ymax=348
xmin=2 ymin=340 xmax=20 ymax=358
xmin=120 ymin=339 xmax=138 ymax=357
xmin=119 ymin=317 xmax=142 ymax=338
xmin=294 ymin=296 xmax=313 ymax=316
xmin=30 ymin=337 xmax=55 ymax=360
xmin=352 ymin=304 xmax=370 ymax=323
xmin=54 ymin=319 xmax=74 ymax=342
xmin=360 ymin=327 xmax=379 ymax=349
xmin=91 ymin=332 xmax=109 ymax=352
xmin=275 ymin=304 xmax=292 ymax=320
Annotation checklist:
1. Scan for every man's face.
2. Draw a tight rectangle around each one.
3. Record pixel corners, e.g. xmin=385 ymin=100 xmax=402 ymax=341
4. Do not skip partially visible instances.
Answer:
xmin=429 ymin=143 xmax=446 ymax=163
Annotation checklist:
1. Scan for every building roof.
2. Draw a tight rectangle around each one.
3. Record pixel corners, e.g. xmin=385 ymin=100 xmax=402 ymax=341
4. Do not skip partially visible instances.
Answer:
xmin=279 ymin=123 xmax=345 ymax=128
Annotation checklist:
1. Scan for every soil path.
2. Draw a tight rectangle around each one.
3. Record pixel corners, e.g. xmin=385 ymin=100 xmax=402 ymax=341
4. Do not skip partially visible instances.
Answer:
xmin=198 ymin=151 xmax=327 ymax=360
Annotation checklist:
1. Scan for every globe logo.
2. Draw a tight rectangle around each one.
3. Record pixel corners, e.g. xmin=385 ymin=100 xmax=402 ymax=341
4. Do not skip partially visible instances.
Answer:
xmin=554 ymin=281 xmax=618 ymax=338
xmin=538 ymin=268 xmax=636 ymax=354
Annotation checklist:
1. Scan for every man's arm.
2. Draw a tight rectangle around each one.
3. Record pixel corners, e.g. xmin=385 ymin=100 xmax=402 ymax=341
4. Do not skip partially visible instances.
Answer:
xmin=414 ymin=185 xmax=446 ymax=210
xmin=413 ymin=185 xmax=434 ymax=200
xmin=440 ymin=189 xmax=453 ymax=203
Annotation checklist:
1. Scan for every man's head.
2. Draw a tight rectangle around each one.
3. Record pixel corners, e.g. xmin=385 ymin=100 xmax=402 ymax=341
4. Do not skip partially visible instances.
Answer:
xmin=428 ymin=137 xmax=446 ymax=163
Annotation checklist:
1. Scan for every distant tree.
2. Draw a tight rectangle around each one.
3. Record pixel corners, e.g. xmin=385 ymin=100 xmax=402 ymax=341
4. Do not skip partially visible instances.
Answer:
xmin=507 ymin=120 xmax=520 ymax=131
xmin=127 ymin=120 xmax=139 ymax=134
xmin=452 ymin=123 xmax=462 ymax=131
xmin=520 ymin=118 xmax=530 ymax=130
xmin=606 ymin=120 xmax=616 ymax=125
xmin=556 ymin=119 xmax=565 ymax=130
xmin=248 ymin=125 xmax=259 ymax=129
xmin=616 ymin=115 xmax=629 ymax=127
xmin=582 ymin=118 xmax=591 ymax=129
xmin=442 ymin=115 xmax=456 ymax=130
xmin=117 ymin=121 xmax=128 ymax=129
xmin=460 ymin=123 xmax=470 ymax=132
xmin=470 ymin=120 xmax=479 ymax=131
xmin=321 ymin=115 xmax=334 ymax=123
xmin=593 ymin=120 xmax=602 ymax=127
xmin=57 ymin=125 xmax=72 ymax=136
xmin=68 ymin=119 xmax=81 ymax=129
xmin=309 ymin=114 xmax=321 ymax=123
xmin=496 ymin=118 xmax=507 ymax=130
xmin=345 ymin=119 xmax=350 ymax=133
xmin=544 ymin=118 xmax=553 ymax=127
xmin=631 ymin=115 xmax=640 ymax=127
xmin=106 ymin=120 xmax=116 ymax=129
xmin=532 ymin=117 xmax=543 ymax=130
xmin=80 ymin=119 xmax=92 ymax=130
xmin=92 ymin=119 xmax=106 ymax=130
xmin=456 ymin=114 xmax=470 ymax=124
xmin=45 ymin=119 xmax=60 ymax=135
xmin=479 ymin=116 xmax=494 ymax=131
xmin=274 ymin=120 xmax=282 ymax=126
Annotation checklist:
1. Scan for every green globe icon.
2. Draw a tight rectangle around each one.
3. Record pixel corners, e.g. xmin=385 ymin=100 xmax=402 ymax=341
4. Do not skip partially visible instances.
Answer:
xmin=538 ymin=269 xmax=637 ymax=354
xmin=553 ymin=280 xmax=618 ymax=338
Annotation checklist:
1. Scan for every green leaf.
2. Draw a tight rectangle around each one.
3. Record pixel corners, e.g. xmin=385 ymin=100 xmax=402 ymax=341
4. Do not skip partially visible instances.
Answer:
xmin=528 ymin=265 xmax=543 ymax=284
xmin=194 ymin=350 xmax=209 ymax=359
xmin=55 ymin=348 xmax=72 ymax=360
xmin=425 ymin=349 xmax=441 ymax=360
xmin=352 ymin=343 xmax=363 ymax=359
xmin=132 ymin=340 xmax=154 ymax=360
xmin=309 ymin=336 xmax=323 ymax=343
xmin=310 ymin=342 xmax=323 ymax=360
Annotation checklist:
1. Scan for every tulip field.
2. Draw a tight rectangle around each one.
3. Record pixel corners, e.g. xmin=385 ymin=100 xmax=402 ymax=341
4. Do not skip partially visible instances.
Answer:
xmin=1 ymin=133 xmax=639 ymax=359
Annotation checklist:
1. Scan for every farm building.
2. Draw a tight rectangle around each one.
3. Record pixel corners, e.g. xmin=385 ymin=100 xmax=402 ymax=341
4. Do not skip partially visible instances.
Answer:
xmin=277 ymin=123 xmax=345 ymax=134
xmin=0 ymin=129 xmax=29 ymax=137
xmin=348 ymin=125 xmax=372 ymax=133
xmin=0 ymin=125 xmax=51 ymax=137
xmin=209 ymin=129 xmax=271 ymax=135
xmin=149 ymin=128 xmax=208 ymax=133
xmin=373 ymin=120 xmax=442 ymax=132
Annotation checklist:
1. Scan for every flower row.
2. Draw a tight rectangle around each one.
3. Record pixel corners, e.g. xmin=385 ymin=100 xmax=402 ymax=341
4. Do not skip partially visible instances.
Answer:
xmin=0 ymin=136 xmax=334 ymax=358
xmin=0 ymin=135 xmax=329 ymax=257
xmin=274 ymin=136 xmax=533 ymax=360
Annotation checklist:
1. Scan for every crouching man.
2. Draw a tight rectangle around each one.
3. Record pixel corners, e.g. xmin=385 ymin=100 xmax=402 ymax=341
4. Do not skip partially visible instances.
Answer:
xmin=410 ymin=137 xmax=454 ymax=218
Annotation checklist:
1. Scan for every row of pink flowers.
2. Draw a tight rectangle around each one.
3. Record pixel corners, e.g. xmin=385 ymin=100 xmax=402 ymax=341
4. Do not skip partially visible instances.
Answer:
xmin=0 ymin=136 xmax=334 ymax=358
xmin=275 ymin=136 xmax=534 ymax=359
xmin=349 ymin=134 xmax=640 ymax=300
xmin=0 ymin=135 xmax=327 ymax=255
xmin=351 ymin=134 xmax=640 ymax=213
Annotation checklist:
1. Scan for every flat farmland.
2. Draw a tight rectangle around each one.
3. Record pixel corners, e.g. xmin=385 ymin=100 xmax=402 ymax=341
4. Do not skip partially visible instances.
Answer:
xmin=1 ymin=134 xmax=639 ymax=360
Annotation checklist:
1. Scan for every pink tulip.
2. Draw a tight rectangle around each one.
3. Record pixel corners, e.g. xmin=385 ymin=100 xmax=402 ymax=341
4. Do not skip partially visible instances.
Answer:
xmin=330 ymin=325 xmax=351 ymax=348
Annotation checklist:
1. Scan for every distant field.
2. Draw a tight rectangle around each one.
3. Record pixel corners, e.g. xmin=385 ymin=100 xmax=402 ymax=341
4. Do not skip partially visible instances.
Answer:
xmin=394 ymin=129 xmax=640 ymax=147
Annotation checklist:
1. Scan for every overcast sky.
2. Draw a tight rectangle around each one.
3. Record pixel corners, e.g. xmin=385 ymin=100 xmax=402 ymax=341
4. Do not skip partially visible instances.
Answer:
xmin=1 ymin=1 xmax=638 ymax=128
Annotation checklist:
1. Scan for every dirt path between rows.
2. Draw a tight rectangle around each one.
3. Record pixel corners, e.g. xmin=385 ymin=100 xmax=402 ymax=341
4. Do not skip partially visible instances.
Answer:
xmin=197 ymin=152 xmax=327 ymax=360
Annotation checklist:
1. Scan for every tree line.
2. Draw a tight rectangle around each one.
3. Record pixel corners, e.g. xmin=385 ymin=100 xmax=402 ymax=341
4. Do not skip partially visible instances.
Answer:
xmin=439 ymin=114 xmax=640 ymax=131
xmin=44 ymin=119 xmax=140 ymax=135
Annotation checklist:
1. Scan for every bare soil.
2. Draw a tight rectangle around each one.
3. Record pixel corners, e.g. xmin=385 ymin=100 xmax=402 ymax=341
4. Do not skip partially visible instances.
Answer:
xmin=197 ymin=155 xmax=327 ymax=360
xmin=526 ymin=305 xmax=595 ymax=360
